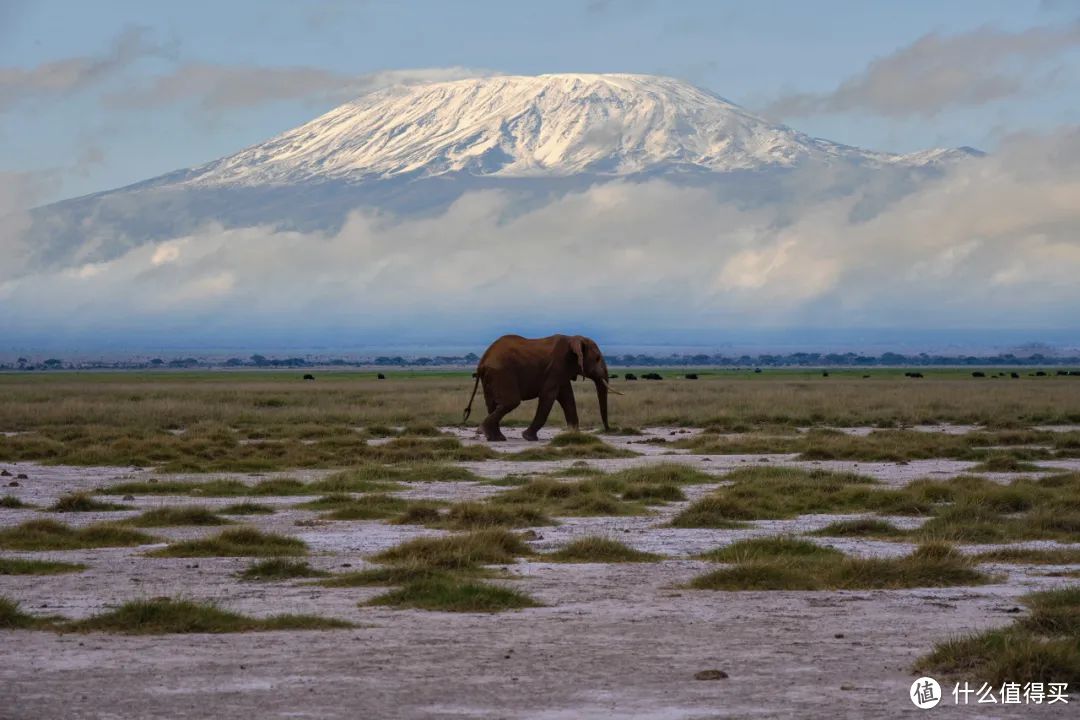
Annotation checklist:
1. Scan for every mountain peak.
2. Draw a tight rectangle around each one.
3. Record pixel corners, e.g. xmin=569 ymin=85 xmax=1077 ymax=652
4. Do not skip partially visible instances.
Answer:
xmin=179 ymin=73 xmax=962 ymax=187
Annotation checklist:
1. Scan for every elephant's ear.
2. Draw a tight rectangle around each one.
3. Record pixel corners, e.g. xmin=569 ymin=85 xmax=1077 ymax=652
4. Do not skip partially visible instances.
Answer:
xmin=568 ymin=336 xmax=586 ymax=378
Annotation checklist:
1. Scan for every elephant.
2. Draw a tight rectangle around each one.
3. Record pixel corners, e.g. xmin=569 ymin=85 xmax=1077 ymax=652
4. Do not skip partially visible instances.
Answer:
xmin=462 ymin=334 xmax=619 ymax=442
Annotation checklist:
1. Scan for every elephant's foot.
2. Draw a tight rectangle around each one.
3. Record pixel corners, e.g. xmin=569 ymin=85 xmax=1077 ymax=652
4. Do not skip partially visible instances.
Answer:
xmin=481 ymin=423 xmax=507 ymax=442
xmin=522 ymin=429 xmax=540 ymax=442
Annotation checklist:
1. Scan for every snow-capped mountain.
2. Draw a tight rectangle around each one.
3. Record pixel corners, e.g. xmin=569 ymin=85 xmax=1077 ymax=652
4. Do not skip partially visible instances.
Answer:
xmin=26 ymin=73 xmax=981 ymax=268
xmin=170 ymin=73 xmax=970 ymax=186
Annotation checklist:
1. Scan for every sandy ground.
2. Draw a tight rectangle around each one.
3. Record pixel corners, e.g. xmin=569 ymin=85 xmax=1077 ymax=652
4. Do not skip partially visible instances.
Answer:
xmin=2 ymin=426 xmax=1079 ymax=719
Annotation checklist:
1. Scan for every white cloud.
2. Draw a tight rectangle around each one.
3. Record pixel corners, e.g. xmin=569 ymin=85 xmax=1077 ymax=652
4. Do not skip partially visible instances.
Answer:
xmin=767 ymin=22 xmax=1080 ymax=118
xmin=0 ymin=26 xmax=172 ymax=111
xmin=2 ymin=127 xmax=1079 ymax=336
xmin=106 ymin=66 xmax=496 ymax=112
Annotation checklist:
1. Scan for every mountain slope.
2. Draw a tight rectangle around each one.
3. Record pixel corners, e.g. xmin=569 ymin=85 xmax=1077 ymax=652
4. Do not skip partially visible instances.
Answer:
xmin=172 ymin=73 xmax=970 ymax=187
xmin=24 ymin=73 xmax=981 ymax=269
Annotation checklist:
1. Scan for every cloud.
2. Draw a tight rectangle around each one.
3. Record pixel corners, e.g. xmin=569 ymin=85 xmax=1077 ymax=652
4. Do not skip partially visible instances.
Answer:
xmin=766 ymin=22 xmax=1080 ymax=118
xmin=0 ymin=168 xmax=55 ymax=281
xmin=0 ymin=26 xmax=173 ymax=111
xmin=2 ymin=125 xmax=1080 ymax=341
xmin=107 ymin=66 xmax=495 ymax=112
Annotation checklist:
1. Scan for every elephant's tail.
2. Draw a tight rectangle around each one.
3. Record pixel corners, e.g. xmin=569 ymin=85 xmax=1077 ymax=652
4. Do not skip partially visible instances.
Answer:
xmin=462 ymin=371 xmax=481 ymax=424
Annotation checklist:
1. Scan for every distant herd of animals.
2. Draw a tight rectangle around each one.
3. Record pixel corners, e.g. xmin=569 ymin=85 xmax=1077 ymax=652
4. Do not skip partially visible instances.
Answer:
xmin=296 ymin=333 xmax=1080 ymax=443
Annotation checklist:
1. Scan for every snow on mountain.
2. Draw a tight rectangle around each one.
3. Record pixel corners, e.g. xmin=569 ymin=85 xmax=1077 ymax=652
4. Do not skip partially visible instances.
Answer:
xmin=25 ymin=73 xmax=981 ymax=270
xmin=175 ymin=73 xmax=972 ymax=187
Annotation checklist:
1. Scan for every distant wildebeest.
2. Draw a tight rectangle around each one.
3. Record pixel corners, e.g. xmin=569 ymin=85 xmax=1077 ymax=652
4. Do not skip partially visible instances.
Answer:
xmin=685 ymin=373 xmax=698 ymax=380
xmin=905 ymin=372 xmax=924 ymax=378
xmin=302 ymin=374 xmax=315 ymax=381
xmin=1071 ymin=371 xmax=1080 ymax=377
xmin=1036 ymin=371 xmax=1047 ymax=376
xmin=822 ymin=371 xmax=829 ymax=377
xmin=377 ymin=373 xmax=386 ymax=379
xmin=642 ymin=372 xmax=663 ymax=380
xmin=862 ymin=374 xmax=870 ymax=379
xmin=972 ymin=371 xmax=986 ymax=378
xmin=753 ymin=368 xmax=762 ymax=374
xmin=1010 ymin=372 xmax=1020 ymax=379
xmin=609 ymin=373 xmax=620 ymax=380
xmin=624 ymin=373 xmax=638 ymax=381
xmin=1058 ymin=370 xmax=1069 ymax=376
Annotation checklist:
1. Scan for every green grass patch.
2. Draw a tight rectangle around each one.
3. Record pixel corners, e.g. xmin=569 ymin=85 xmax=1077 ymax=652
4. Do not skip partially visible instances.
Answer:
xmin=99 ymin=477 xmax=309 ymax=497
xmin=666 ymin=497 xmax=752 ymax=528
xmin=482 ymin=474 xmax=537 ymax=486
xmin=969 ymin=455 xmax=1050 ymax=473
xmin=49 ymin=492 xmax=127 ymax=512
xmin=810 ymin=518 xmax=909 ymax=538
xmin=690 ymin=542 xmax=990 ymax=591
xmin=62 ymin=598 xmax=353 ymax=633
xmin=371 ymin=529 xmax=532 ymax=570
xmin=122 ymin=506 xmax=231 ymax=527
xmin=493 ymin=478 xmax=651 ymax=517
xmin=367 ymin=437 xmax=495 ymax=463
xmin=0 ymin=557 xmax=86 ymax=575
xmin=319 ymin=494 xmax=435 ymax=521
xmin=674 ymin=428 xmax=1064 ymax=463
xmin=399 ymin=423 xmax=446 ymax=437
xmin=698 ymin=536 xmax=843 ymax=562
xmin=403 ymin=502 xmax=553 ymax=530
xmin=294 ymin=493 xmax=363 ymax=510
xmin=668 ymin=466 xmax=912 ymax=527
xmin=147 ymin=528 xmax=307 ymax=557
xmin=0 ymin=495 xmax=31 ymax=508
xmin=0 ymin=519 xmax=157 ymax=550
xmin=239 ymin=559 xmax=329 ymax=581
xmin=670 ymin=469 xmax=1076 ymax=530
xmin=606 ymin=463 xmax=718 ymax=485
xmin=916 ymin=586 xmax=1080 ymax=684
xmin=365 ymin=576 xmax=540 ymax=612
xmin=548 ymin=431 xmax=607 ymax=447
xmin=621 ymin=483 xmax=686 ymax=502
xmin=219 ymin=502 xmax=276 ymax=515
xmin=546 ymin=536 xmax=661 ymax=563
xmin=0 ymin=597 xmax=56 ymax=629
xmin=100 ymin=466 xmax=473 ymax=498
xmin=603 ymin=426 xmax=644 ymax=436
xmin=318 ymin=564 xmax=498 ymax=587
xmin=1022 ymin=586 xmax=1080 ymax=636
xmin=506 ymin=433 xmax=636 ymax=460
xmin=974 ymin=547 xmax=1080 ymax=564
xmin=912 ymin=504 xmax=1080 ymax=544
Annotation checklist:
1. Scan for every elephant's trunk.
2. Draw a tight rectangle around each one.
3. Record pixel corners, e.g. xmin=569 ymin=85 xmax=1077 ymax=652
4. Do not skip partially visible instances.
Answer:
xmin=595 ymin=379 xmax=609 ymax=431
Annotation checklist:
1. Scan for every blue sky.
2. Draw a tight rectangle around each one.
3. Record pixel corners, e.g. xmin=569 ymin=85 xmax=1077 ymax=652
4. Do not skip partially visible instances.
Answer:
xmin=2 ymin=1 xmax=1080 ymax=356
xmin=2 ymin=0 xmax=1078 ymax=203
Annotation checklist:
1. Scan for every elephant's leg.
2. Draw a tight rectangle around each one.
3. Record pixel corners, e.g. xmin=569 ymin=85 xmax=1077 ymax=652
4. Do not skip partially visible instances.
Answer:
xmin=523 ymin=390 xmax=557 ymax=441
xmin=479 ymin=376 xmax=512 ymax=441
xmin=557 ymin=383 xmax=579 ymax=431
xmin=476 ymin=392 xmax=499 ymax=439
xmin=482 ymin=399 xmax=519 ymax=441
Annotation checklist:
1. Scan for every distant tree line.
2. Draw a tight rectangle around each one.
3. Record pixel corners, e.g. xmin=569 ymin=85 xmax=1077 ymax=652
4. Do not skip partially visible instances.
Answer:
xmin=3 ymin=350 xmax=1080 ymax=371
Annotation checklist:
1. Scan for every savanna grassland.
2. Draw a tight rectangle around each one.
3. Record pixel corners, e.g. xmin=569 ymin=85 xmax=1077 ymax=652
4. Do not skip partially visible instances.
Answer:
xmin=2 ymin=368 xmax=1080 ymax=469
xmin=1 ymin=368 xmax=1079 ymax=718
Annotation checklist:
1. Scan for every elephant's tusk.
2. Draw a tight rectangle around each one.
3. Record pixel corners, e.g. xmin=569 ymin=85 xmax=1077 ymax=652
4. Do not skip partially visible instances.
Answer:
xmin=603 ymin=380 xmax=624 ymax=395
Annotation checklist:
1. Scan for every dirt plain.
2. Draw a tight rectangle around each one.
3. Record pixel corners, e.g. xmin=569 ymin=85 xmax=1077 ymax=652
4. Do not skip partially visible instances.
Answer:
xmin=2 ymin=424 xmax=1079 ymax=719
